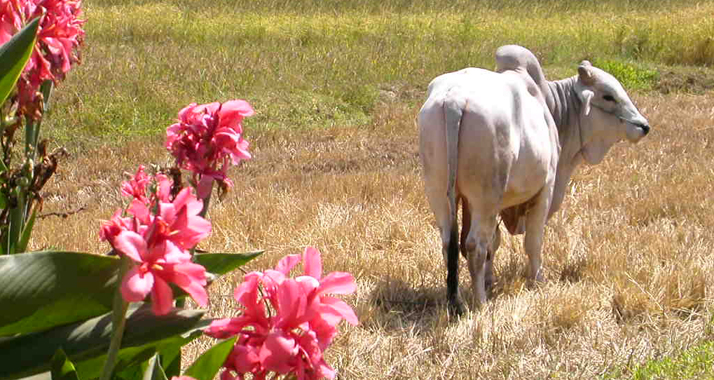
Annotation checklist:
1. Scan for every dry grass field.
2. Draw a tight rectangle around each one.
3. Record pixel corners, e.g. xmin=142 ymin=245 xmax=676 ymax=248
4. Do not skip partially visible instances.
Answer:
xmin=33 ymin=90 xmax=714 ymax=379
xmin=24 ymin=0 xmax=714 ymax=378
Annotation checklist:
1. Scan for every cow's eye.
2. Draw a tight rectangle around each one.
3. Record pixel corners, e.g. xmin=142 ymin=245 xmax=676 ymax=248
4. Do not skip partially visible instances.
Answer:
xmin=603 ymin=94 xmax=616 ymax=102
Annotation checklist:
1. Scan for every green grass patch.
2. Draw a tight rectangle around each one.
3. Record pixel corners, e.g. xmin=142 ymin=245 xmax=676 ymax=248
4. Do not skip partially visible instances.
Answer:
xmin=592 ymin=59 xmax=659 ymax=91
xmin=603 ymin=341 xmax=714 ymax=380
xmin=42 ymin=0 xmax=714 ymax=147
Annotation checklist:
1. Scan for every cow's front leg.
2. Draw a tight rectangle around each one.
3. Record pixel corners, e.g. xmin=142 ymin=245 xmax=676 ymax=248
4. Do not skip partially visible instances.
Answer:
xmin=524 ymin=189 xmax=551 ymax=284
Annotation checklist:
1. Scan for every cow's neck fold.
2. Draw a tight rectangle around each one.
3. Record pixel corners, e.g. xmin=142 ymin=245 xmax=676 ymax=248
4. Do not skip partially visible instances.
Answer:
xmin=546 ymin=76 xmax=580 ymax=150
xmin=544 ymin=76 xmax=584 ymax=218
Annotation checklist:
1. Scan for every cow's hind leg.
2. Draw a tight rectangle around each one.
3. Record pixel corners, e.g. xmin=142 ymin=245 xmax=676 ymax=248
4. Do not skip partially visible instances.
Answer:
xmin=462 ymin=207 xmax=499 ymax=307
xmin=462 ymin=198 xmax=498 ymax=293
xmin=460 ymin=197 xmax=471 ymax=260
xmin=425 ymin=186 xmax=465 ymax=316
xmin=485 ymin=225 xmax=500 ymax=290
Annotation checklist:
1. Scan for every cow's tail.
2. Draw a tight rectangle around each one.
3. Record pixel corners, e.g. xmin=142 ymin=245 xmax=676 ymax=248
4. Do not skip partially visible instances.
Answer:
xmin=443 ymin=93 xmax=464 ymax=314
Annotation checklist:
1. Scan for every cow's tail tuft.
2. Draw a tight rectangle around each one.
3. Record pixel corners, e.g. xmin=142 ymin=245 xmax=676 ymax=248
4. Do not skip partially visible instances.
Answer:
xmin=443 ymin=93 xmax=464 ymax=314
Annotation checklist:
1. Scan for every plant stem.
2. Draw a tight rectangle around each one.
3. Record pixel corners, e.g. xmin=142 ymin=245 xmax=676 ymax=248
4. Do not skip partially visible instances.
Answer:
xmin=99 ymin=256 xmax=131 ymax=380
xmin=198 ymin=179 xmax=213 ymax=219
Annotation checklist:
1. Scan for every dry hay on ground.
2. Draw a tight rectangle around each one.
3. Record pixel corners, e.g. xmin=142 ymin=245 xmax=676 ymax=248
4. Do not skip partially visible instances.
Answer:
xmin=35 ymin=93 xmax=714 ymax=379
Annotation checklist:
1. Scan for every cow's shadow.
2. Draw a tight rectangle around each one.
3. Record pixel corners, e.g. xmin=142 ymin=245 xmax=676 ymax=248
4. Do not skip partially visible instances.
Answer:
xmin=366 ymin=279 xmax=448 ymax=331
xmin=365 ymin=252 xmax=589 ymax=332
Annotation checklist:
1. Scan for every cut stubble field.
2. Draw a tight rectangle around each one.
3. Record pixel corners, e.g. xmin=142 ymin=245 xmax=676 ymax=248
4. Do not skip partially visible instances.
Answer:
xmin=35 ymin=92 xmax=714 ymax=379
xmin=29 ymin=0 xmax=714 ymax=378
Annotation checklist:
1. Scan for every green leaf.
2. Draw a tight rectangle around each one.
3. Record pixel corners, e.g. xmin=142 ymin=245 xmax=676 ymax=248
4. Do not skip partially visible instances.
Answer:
xmin=15 ymin=205 xmax=37 ymax=253
xmin=0 ymin=303 xmax=207 ymax=380
xmin=158 ymin=346 xmax=182 ymax=379
xmin=0 ymin=250 xmax=262 ymax=336
xmin=194 ymin=251 xmax=263 ymax=276
xmin=51 ymin=349 xmax=79 ymax=380
xmin=143 ymin=354 xmax=169 ymax=380
xmin=0 ymin=17 xmax=39 ymax=106
xmin=0 ymin=251 xmax=119 ymax=336
xmin=113 ymin=364 xmax=144 ymax=380
xmin=183 ymin=336 xmax=237 ymax=380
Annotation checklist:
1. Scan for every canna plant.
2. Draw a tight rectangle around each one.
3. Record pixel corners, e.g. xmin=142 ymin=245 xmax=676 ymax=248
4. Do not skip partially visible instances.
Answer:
xmin=0 ymin=1 xmax=357 ymax=380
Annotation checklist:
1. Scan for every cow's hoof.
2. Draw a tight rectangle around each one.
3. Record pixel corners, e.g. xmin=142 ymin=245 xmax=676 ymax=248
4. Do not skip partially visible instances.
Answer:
xmin=526 ymin=273 xmax=546 ymax=288
xmin=448 ymin=299 xmax=466 ymax=318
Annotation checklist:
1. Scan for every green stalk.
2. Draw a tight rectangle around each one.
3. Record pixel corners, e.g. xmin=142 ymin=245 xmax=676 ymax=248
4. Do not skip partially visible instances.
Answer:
xmin=24 ymin=80 xmax=53 ymax=161
xmin=99 ymin=256 xmax=131 ymax=380
xmin=23 ymin=117 xmax=36 ymax=160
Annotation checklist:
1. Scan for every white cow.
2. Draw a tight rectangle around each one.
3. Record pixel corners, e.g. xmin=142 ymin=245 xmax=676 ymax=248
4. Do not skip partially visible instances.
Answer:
xmin=418 ymin=45 xmax=650 ymax=315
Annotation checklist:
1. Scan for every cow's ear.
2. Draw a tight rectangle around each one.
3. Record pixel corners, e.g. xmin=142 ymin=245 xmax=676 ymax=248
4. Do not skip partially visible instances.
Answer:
xmin=578 ymin=62 xmax=595 ymax=86
xmin=580 ymin=89 xmax=594 ymax=116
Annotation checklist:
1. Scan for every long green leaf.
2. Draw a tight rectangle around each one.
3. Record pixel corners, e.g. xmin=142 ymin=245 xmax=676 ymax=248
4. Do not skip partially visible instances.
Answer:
xmin=194 ymin=251 xmax=263 ymax=276
xmin=51 ymin=349 xmax=79 ymax=380
xmin=0 ymin=250 xmax=262 ymax=336
xmin=158 ymin=346 xmax=182 ymax=379
xmin=0 ymin=303 xmax=206 ymax=380
xmin=142 ymin=354 xmax=168 ymax=380
xmin=0 ymin=17 xmax=39 ymax=105
xmin=183 ymin=336 xmax=237 ymax=380
xmin=0 ymin=251 xmax=119 ymax=336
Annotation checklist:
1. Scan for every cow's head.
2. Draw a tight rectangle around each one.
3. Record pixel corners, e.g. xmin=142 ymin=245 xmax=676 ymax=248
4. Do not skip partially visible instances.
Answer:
xmin=574 ymin=60 xmax=650 ymax=164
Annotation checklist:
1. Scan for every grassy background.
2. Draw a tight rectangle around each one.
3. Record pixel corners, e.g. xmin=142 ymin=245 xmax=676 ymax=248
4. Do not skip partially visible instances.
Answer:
xmin=32 ymin=0 xmax=714 ymax=379
xmin=47 ymin=0 xmax=713 ymax=143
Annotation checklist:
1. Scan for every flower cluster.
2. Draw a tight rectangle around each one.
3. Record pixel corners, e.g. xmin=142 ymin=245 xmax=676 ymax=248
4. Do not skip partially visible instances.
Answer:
xmin=0 ymin=0 xmax=84 ymax=116
xmin=100 ymin=166 xmax=211 ymax=315
xmin=206 ymin=247 xmax=358 ymax=380
xmin=166 ymin=100 xmax=253 ymax=199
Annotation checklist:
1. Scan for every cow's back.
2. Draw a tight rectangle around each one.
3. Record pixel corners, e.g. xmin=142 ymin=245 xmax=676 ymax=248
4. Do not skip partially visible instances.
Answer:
xmin=419 ymin=67 xmax=556 ymax=210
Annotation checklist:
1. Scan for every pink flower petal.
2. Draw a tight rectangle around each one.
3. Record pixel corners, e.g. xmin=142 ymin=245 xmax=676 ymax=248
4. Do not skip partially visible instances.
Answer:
xmin=120 ymin=266 xmax=153 ymax=302
xmin=155 ymin=173 xmax=173 ymax=202
xmin=232 ymin=340 xmax=263 ymax=374
xmin=173 ymin=187 xmax=204 ymax=216
xmin=260 ymin=331 xmax=297 ymax=374
xmin=150 ymin=276 xmax=175 ymax=315
xmin=158 ymin=240 xmax=192 ymax=264
xmin=275 ymin=254 xmax=301 ymax=275
xmin=113 ymin=231 xmax=147 ymax=263
xmin=128 ymin=199 xmax=152 ymax=225
xmin=196 ymin=175 xmax=214 ymax=201
xmin=276 ymin=279 xmax=309 ymax=327
xmin=171 ymin=261 xmax=209 ymax=307
xmin=318 ymin=272 xmax=356 ymax=295
xmin=320 ymin=296 xmax=359 ymax=326
xmin=219 ymin=99 xmax=255 ymax=130
xmin=205 ymin=316 xmax=251 ymax=339
xmin=303 ymin=247 xmax=322 ymax=280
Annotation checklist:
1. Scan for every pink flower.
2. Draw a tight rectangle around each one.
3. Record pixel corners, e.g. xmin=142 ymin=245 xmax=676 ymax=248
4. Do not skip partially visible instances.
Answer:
xmin=0 ymin=0 xmax=84 ymax=117
xmin=99 ymin=209 xmax=134 ymax=247
xmin=120 ymin=165 xmax=150 ymax=203
xmin=114 ymin=230 xmax=208 ymax=315
xmin=166 ymin=100 xmax=253 ymax=199
xmin=206 ymin=247 xmax=358 ymax=380
xmin=102 ymin=167 xmax=212 ymax=315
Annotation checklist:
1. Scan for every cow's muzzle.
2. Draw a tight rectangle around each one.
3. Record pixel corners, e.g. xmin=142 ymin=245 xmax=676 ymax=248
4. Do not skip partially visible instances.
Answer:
xmin=624 ymin=119 xmax=650 ymax=142
xmin=637 ymin=123 xmax=651 ymax=136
